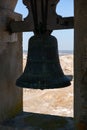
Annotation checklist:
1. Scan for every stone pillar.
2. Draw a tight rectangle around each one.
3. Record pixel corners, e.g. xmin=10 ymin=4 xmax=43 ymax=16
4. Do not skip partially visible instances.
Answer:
xmin=74 ymin=0 xmax=87 ymax=129
xmin=0 ymin=0 xmax=23 ymax=122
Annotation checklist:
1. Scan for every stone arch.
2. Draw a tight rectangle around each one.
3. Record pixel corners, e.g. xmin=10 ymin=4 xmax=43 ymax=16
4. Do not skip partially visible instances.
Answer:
xmin=0 ymin=1 xmax=87 ymax=129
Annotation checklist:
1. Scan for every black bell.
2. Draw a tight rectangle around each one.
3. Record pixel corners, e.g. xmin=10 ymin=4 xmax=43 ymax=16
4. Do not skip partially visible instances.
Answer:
xmin=16 ymin=35 xmax=71 ymax=89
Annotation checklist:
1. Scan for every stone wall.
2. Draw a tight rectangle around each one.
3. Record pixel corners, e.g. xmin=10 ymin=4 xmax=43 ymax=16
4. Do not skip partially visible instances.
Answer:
xmin=0 ymin=8 xmax=23 ymax=122
xmin=74 ymin=0 xmax=87 ymax=129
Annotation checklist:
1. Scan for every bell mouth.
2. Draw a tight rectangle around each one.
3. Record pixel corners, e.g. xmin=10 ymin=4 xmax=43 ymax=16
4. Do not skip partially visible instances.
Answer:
xmin=16 ymin=76 xmax=71 ymax=90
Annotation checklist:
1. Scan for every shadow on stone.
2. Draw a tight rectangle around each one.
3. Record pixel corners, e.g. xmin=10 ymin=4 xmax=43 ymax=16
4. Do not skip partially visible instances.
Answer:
xmin=1 ymin=111 xmax=74 ymax=130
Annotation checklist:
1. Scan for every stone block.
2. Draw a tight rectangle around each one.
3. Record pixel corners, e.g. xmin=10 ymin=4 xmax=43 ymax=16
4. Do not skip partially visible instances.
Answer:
xmin=0 ymin=8 xmax=23 ymax=122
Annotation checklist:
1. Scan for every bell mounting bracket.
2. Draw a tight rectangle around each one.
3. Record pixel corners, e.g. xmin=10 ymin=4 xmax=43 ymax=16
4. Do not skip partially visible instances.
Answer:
xmin=8 ymin=0 xmax=74 ymax=33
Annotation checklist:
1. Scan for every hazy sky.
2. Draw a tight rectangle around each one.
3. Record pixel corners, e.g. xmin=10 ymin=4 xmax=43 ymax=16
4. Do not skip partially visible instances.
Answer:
xmin=15 ymin=0 xmax=74 ymax=51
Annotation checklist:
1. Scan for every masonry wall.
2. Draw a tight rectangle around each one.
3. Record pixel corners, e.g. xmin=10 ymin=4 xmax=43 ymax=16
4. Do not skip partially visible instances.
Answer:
xmin=0 ymin=6 xmax=23 ymax=122
xmin=74 ymin=0 xmax=87 ymax=129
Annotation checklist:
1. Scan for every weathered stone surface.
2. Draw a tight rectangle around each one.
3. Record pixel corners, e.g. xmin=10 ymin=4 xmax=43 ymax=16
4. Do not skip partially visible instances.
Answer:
xmin=0 ymin=8 xmax=22 ymax=42
xmin=0 ymin=112 xmax=74 ymax=130
xmin=74 ymin=0 xmax=87 ymax=129
xmin=0 ymin=8 xmax=23 ymax=122
xmin=0 ymin=0 xmax=18 ymax=10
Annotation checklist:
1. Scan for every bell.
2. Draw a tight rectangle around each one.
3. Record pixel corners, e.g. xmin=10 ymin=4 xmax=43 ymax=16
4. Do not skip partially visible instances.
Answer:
xmin=16 ymin=35 xmax=71 ymax=89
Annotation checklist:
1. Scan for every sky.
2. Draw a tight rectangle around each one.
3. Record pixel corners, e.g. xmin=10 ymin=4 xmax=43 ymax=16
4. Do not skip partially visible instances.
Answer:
xmin=15 ymin=0 xmax=74 ymax=51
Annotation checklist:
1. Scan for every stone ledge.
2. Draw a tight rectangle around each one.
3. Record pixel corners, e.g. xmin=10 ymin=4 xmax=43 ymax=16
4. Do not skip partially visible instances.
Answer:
xmin=0 ymin=111 xmax=74 ymax=130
